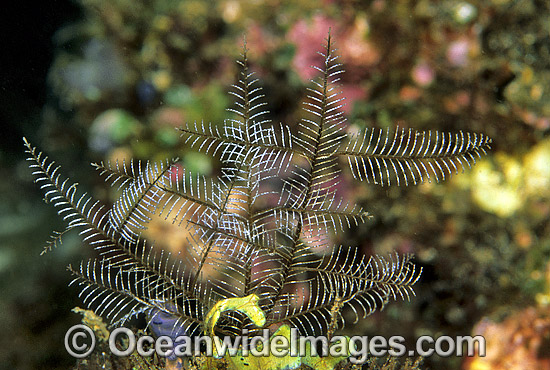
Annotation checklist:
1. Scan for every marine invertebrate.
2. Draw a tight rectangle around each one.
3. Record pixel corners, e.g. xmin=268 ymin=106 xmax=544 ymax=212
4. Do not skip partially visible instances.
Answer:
xmin=25 ymin=34 xmax=491 ymax=367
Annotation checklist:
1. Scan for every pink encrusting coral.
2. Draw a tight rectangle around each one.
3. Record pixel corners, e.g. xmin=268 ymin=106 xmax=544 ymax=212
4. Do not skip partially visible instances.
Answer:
xmin=288 ymin=15 xmax=338 ymax=81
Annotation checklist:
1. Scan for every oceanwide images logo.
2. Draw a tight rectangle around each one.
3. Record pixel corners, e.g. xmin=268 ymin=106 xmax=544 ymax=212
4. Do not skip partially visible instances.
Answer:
xmin=65 ymin=325 xmax=486 ymax=363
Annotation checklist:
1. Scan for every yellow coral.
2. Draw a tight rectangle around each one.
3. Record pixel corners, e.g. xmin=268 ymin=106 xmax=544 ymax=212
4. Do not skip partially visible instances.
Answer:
xmin=457 ymin=137 xmax=550 ymax=217
xmin=469 ymin=154 xmax=522 ymax=217
xmin=523 ymin=138 xmax=550 ymax=195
